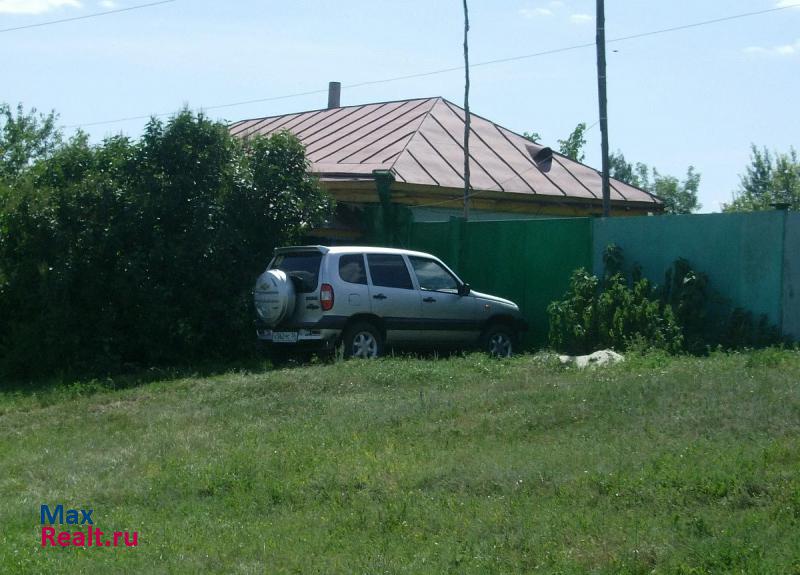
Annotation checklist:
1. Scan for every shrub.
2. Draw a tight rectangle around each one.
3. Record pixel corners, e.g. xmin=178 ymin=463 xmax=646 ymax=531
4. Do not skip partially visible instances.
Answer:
xmin=661 ymin=258 xmax=782 ymax=351
xmin=547 ymin=264 xmax=683 ymax=355
xmin=548 ymin=246 xmax=783 ymax=355
xmin=0 ymin=110 xmax=333 ymax=380
xmin=546 ymin=269 xmax=599 ymax=355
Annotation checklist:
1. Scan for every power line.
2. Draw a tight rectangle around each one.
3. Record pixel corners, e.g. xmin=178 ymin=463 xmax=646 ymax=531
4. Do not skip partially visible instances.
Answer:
xmin=68 ymin=87 xmax=333 ymax=128
xmin=65 ymin=2 xmax=800 ymax=129
xmin=0 ymin=0 xmax=176 ymax=34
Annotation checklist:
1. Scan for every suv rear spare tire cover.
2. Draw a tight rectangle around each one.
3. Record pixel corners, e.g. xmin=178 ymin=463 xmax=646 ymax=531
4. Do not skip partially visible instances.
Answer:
xmin=254 ymin=269 xmax=296 ymax=326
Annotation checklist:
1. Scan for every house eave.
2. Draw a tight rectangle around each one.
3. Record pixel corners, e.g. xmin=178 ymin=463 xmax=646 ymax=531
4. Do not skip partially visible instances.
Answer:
xmin=321 ymin=179 xmax=663 ymax=216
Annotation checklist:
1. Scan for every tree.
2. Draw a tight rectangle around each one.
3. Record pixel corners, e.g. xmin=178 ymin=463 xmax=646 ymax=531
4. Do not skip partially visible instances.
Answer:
xmin=0 ymin=103 xmax=62 ymax=185
xmin=0 ymin=108 xmax=333 ymax=378
xmin=522 ymin=131 xmax=541 ymax=144
xmin=522 ymin=123 xmax=588 ymax=161
xmin=608 ymin=151 xmax=648 ymax=188
xmin=557 ymin=122 xmax=587 ymax=162
xmin=650 ymin=167 xmax=701 ymax=215
xmin=521 ymin=125 xmax=701 ymax=214
xmin=723 ymin=145 xmax=800 ymax=212
xmin=522 ymin=123 xmax=586 ymax=160
xmin=609 ymin=151 xmax=701 ymax=214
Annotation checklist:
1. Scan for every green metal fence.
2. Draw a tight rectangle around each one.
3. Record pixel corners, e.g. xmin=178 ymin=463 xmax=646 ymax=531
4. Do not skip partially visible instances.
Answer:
xmin=594 ymin=211 xmax=787 ymax=326
xmin=402 ymin=211 xmax=799 ymax=347
xmin=405 ymin=218 xmax=593 ymax=346
xmin=782 ymin=213 xmax=799 ymax=339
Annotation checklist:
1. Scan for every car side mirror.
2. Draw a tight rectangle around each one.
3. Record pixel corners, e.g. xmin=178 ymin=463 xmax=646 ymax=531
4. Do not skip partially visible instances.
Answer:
xmin=458 ymin=283 xmax=471 ymax=296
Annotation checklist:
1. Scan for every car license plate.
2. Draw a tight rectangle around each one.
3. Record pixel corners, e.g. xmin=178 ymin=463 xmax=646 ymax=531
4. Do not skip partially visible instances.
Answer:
xmin=272 ymin=331 xmax=298 ymax=343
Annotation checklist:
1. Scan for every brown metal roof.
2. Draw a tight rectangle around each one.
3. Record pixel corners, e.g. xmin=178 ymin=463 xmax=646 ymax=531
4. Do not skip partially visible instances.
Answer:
xmin=229 ymin=97 xmax=661 ymax=207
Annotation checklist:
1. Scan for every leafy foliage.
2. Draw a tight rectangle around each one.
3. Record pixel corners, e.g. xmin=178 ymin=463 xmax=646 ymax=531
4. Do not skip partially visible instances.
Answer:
xmin=662 ymin=258 xmax=781 ymax=351
xmin=548 ymin=245 xmax=782 ymax=355
xmin=609 ymin=150 xmax=701 ymax=214
xmin=557 ymin=122 xmax=587 ymax=162
xmin=521 ymin=123 xmax=586 ymax=161
xmin=521 ymin=131 xmax=541 ymax=144
xmin=0 ymin=109 xmax=333 ymax=379
xmin=548 ymin=246 xmax=683 ymax=355
xmin=723 ymin=145 xmax=799 ymax=211
xmin=0 ymin=103 xmax=62 ymax=186
xmin=519 ymin=126 xmax=701 ymax=214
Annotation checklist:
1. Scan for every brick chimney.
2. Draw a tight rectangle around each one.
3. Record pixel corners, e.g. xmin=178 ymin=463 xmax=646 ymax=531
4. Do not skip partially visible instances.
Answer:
xmin=327 ymin=81 xmax=341 ymax=109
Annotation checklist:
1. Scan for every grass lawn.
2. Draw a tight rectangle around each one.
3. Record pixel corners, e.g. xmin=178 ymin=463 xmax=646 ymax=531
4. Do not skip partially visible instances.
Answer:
xmin=1 ymin=349 xmax=799 ymax=574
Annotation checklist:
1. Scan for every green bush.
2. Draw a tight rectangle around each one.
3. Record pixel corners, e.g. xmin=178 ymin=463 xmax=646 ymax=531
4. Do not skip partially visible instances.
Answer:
xmin=662 ymin=258 xmax=781 ymax=351
xmin=548 ymin=245 xmax=782 ymax=355
xmin=0 ymin=110 xmax=333 ymax=380
xmin=547 ymin=261 xmax=683 ymax=355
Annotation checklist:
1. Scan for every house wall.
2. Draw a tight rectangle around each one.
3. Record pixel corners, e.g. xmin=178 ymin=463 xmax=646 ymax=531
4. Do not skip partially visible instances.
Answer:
xmin=783 ymin=212 xmax=800 ymax=339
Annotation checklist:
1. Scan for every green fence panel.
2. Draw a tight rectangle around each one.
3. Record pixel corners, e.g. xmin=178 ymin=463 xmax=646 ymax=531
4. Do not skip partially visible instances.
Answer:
xmin=592 ymin=212 xmax=786 ymax=326
xmin=406 ymin=217 xmax=593 ymax=347
xmin=405 ymin=221 xmax=453 ymax=261
xmin=404 ymin=211 xmax=796 ymax=348
xmin=783 ymin=213 xmax=800 ymax=339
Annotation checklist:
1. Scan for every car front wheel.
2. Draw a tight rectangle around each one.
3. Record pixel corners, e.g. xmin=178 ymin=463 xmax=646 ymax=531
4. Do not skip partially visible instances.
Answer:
xmin=343 ymin=322 xmax=383 ymax=359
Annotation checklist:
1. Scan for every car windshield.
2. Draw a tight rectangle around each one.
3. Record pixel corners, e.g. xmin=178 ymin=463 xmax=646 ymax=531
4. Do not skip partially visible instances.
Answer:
xmin=409 ymin=257 xmax=459 ymax=293
xmin=270 ymin=252 xmax=322 ymax=293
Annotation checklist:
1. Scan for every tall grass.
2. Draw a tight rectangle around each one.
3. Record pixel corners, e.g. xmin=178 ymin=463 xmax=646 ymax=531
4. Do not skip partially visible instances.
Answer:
xmin=1 ymin=350 xmax=799 ymax=573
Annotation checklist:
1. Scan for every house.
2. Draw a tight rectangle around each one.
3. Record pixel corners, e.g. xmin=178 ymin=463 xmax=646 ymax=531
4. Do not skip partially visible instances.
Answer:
xmin=229 ymin=84 xmax=662 ymax=243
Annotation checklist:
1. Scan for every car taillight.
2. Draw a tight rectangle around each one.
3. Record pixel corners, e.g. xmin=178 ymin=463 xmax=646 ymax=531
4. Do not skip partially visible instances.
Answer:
xmin=320 ymin=283 xmax=334 ymax=311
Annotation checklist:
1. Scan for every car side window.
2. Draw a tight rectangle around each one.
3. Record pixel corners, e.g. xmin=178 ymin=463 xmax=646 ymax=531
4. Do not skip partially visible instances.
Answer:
xmin=409 ymin=256 xmax=459 ymax=293
xmin=339 ymin=254 xmax=367 ymax=285
xmin=366 ymin=254 xmax=413 ymax=290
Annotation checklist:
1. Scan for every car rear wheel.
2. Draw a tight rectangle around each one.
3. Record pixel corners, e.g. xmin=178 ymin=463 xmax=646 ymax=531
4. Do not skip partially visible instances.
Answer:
xmin=343 ymin=322 xmax=383 ymax=359
xmin=483 ymin=325 xmax=515 ymax=358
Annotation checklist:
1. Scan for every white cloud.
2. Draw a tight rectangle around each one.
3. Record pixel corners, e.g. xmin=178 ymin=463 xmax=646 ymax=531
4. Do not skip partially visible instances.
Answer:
xmin=0 ymin=0 xmax=81 ymax=14
xmin=570 ymin=13 xmax=592 ymax=24
xmin=99 ymin=0 xmax=115 ymax=7
xmin=744 ymin=38 xmax=800 ymax=56
xmin=776 ymin=39 xmax=800 ymax=54
xmin=776 ymin=0 xmax=800 ymax=8
xmin=519 ymin=7 xmax=553 ymax=18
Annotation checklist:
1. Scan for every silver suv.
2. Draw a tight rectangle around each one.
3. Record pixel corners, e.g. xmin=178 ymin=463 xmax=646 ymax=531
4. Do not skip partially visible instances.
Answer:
xmin=253 ymin=246 xmax=526 ymax=358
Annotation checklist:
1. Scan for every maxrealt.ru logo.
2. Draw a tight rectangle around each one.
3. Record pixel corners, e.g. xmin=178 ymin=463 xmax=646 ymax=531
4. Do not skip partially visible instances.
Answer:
xmin=40 ymin=504 xmax=138 ymax=548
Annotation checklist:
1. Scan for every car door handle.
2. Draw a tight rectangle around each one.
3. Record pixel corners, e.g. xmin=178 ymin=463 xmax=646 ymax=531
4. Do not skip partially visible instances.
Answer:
xmin=423 ymin=297 xmax=436 ymax=303
xmin=373 ymin=293 xmax=387 ymax=300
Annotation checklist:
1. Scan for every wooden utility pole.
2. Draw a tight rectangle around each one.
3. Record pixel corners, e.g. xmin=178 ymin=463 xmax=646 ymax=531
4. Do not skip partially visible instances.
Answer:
xmin=463 ymin=0 xmax=471 ymax=220
xmin=596 ymin=0 xmax=611 ymax=217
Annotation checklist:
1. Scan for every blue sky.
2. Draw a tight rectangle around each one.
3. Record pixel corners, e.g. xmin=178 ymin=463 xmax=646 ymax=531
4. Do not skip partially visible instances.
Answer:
xmin=2 ymin=0 xmax=798 ymax=211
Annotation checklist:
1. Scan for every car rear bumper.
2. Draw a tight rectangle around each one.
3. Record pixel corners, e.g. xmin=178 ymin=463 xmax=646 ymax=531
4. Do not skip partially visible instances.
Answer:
xmin=256 ymin=327 xmax=341 ymax=343
xmin=255 ymin=315 xmax=347 ymax=346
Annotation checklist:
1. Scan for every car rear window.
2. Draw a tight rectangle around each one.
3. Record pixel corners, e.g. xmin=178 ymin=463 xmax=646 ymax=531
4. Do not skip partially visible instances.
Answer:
xmin=367 ymin=254 xmax=413 ymax=290
xmin=270 ymin=252 xmax=322 ymax=293
xmin=339 ymin=254 xmax=367 ymax=285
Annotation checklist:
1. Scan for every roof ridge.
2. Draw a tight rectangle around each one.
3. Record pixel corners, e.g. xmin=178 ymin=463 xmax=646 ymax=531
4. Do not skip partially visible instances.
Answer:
xmin=229 ymin=95 xmax=443 ymax=126
xmin=386 ymin=97 xmax=442 ymax=174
